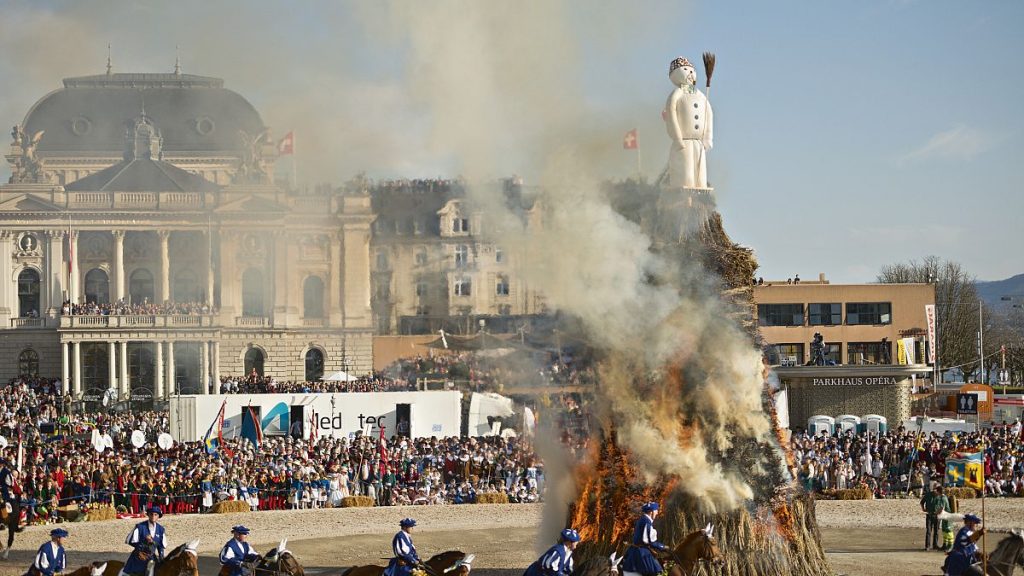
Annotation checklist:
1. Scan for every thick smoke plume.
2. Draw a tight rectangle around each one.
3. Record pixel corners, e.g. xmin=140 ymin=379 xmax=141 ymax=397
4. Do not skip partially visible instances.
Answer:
xmin=369 ymin=1 xmax=776 ymax=514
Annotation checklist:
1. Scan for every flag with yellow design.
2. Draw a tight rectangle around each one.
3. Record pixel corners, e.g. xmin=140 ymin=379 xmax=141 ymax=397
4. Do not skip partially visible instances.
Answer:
xmin=945 ymin=452 xmax=984 ymax=489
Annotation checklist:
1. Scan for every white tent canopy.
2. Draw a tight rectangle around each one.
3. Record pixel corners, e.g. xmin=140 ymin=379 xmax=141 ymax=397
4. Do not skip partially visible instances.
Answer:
xmin=323 ymin=370 xmax=358 ymax=382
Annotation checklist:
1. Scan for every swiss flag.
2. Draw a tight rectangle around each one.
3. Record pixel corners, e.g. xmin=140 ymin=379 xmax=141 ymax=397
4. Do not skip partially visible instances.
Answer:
xmin=278 ymin=131 xmax=294 ymax=155
xmin=623 ymin=129 xmax=638 ymax=150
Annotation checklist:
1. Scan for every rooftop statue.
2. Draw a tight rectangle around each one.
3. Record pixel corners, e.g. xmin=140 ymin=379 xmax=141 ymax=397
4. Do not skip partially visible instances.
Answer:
xmin=663 ymin=56 xmax=713 ymax=189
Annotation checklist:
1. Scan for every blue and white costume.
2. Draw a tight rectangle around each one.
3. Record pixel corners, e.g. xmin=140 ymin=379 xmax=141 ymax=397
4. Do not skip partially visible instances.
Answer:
xmin=523 ymin=530 xmax=580 ymax=576
xmin=28 ymin=530 xmax=67 ymax=576
xmin=944 ymin=517 xmax=981 ymax=576
xmin=622 ymin=504 xmax=667 ymax=576
xmin=124 ymin=510 xmax=167 ymax=576
xmin=385 ymin=520 xmax=420 ymax=576
xmin=219 ymin=527 xmax=259 ymax=576
xmin=0 ymin=466 xmax=15 ymax=504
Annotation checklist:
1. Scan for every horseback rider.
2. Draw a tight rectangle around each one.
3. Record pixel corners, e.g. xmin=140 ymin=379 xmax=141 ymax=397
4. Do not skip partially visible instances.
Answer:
xmin=124 ymin=506 xmax=167 ymax=576
xmin=384 ymin=519 xmax=421 ymax=576
xmin=219 ymin=526 xmax=261 ymax=576
xmin=943 ymin=513 xmax=985 ymax=576
xmin=523 ymin=529 xmax=580 ymax=576
xmin=1 ymin=460 xmax=23 ymax=528
xmin=27 ymin=528 xmax=67 ymax=576
xmin=622 ymin=502 xmax=668 ymax=576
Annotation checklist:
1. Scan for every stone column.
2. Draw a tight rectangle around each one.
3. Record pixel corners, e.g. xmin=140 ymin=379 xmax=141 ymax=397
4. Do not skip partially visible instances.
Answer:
xmin=46 ymin=230 xmax=65 ymax=316
xmin=108 ymin=341 xmax=117 ymax=392
xmin=158 ymin=230 xmax=170 ymax=303
xmin=113 ymin=231 xmax=125 ymax=302
xmin=119 ymin=340 xmax=129 ymax=398
xmin=273 ymin=232 xmax=289 ymax=323
xmin=329 ymin=232 xmax=343 ymax=326
xmin=155 ymin=341 xmax=164 ymax=399
xmin=0 ymin=232 xmax=12 ymax=321
xmin=166 ymin=340 xmax=176 ymax=396
xmin=200 ymin=341 xmax=209 ymax=394
xmin=212 ymin=341 xmax=221 ymax=389
xmin=68 ymin=231 xmax=79 ymax=304
xmin=206 ymin=231 xmax=215 ymax=306
xmin=61 ymin=341 xmax=70 ymax=395
xmin=72 ymin=341 xmax=82 ymax=397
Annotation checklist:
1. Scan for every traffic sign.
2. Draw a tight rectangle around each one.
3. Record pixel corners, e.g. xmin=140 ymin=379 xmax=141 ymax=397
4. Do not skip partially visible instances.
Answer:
xmin=956 ymin=393 xmax=979 ymax=415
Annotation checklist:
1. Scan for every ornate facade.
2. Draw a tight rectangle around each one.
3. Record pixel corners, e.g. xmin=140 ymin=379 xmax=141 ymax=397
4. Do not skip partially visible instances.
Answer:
xmin=369 ymin=181 xmax=546 ymax=335
xmin=0 ymin=69 xmax=374 ymax=402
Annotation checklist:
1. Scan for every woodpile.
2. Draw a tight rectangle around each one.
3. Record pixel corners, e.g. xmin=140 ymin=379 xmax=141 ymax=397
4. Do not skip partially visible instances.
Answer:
xmin=475 ymin=493 xmax=509 ymax=504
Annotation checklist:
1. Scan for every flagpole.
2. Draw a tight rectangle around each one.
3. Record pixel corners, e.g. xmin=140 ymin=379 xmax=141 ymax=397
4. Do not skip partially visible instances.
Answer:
xmin=981 ymin=437 xmax=987 ymax=576
xmin=636 ymin=145 xmax=643 ymax=180
xmin=290 ymin=133 xmax=298 ymax=191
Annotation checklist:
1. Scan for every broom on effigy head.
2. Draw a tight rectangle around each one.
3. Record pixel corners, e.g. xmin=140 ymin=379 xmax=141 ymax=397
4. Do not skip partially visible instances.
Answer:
xmin=702 ymin=52 xmax=716 ymax=97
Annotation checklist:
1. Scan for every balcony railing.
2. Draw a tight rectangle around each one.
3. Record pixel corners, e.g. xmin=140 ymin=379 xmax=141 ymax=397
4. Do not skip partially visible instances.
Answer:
xmin=235 ymin=316 xmax=269 ymax=327
xmin=10 ymin=317 xmax=49 ymax=328
xmin=302 ymin=318 xmax=327 ymax=327
xmin=59 ymin=315 xmax=217 ymax=328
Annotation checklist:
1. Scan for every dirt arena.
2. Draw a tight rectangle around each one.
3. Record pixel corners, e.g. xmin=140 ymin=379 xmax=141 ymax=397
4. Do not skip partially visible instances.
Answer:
xmin=0 ymin=499 xmax=1020 ymax=576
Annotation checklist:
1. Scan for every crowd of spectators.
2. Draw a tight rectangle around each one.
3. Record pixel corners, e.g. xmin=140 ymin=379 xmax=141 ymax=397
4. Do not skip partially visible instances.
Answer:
xmin=388 ymin=352 xmax=597 ymax=393
xmin=61 ymin=300 xmax=215 ymax=316
xmin=217 ymin=372 xmax=414 ymax=394
xmin=790 ymin=422 xmax=1024 ymax=498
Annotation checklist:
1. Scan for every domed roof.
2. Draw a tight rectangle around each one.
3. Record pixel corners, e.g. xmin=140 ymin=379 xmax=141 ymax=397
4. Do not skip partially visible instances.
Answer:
xmin=22 ymin=72 xmax=266 ymax=155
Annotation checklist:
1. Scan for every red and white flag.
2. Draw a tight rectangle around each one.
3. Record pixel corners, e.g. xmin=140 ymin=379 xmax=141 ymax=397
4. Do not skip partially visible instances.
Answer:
xmin=623 ymin=129 xmax=638 ymax=150
xmin=278 ymin=131 xmax=294 ymax=155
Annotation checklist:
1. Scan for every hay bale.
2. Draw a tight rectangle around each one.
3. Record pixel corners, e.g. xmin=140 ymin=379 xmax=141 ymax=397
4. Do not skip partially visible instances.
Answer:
xmin=946 ymin=487 xmax=977 ymax=500
xmin=87 ymin=504 xmax=117 ymax=522
xmin=56 ymin=504 xmax=82 ymax=521
xmin=212 ymin=500 xmax=252 ymax=514
xmin=339 ymin=496 xmax=375 ymax=508
xmin=475 ymin=493 xmax=509 ymax=504
xmin=834 ymin=487 xmax=874 ymax=500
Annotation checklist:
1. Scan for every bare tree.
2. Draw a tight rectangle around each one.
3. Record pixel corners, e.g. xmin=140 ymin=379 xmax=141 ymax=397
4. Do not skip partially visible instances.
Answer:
xmin=877 ymin=256 xmax=984 ymax=380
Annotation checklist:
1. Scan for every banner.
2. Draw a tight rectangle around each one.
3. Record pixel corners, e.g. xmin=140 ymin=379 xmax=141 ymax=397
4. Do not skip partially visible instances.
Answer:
xmin=925 ymin=304 xmax=937 ymax=364
xmin=902 ymin=337 xmax=916 ymax=364
xmin=945 ymin=452 xmax=984 ymax=489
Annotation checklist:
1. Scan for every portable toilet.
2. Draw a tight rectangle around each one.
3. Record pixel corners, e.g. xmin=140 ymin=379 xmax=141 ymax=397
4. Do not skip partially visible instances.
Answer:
xmin=807 ymin=415 xmax=835 ymax=436
xmin=863 ymin=414 xmax=888 ymax=434
xmin=837 ymin=414 xmax=861 ymax=434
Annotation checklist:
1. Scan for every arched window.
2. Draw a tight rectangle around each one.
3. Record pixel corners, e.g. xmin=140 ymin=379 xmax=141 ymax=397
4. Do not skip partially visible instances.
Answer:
xmin=17 ymin=269 xmax=40 ymax=317
xmin=303 ymin=276 xmax=324 ymax=318
xmin=18 ymin=349 xmax=39 ymax=377
xmin=242 ymin=268 xmax=264 ymax=317
xmin=244 ymin=347 xmax=265 ymax=377
xmin=129 ymin=268 xmax=154 ymax=304
xmin=84 ymin=268 xmax=110 ymax=305
xmin=305 ymin=348 xmax=324 ymax=381
xmin=173 ymin=269 xmax=200 ymax=303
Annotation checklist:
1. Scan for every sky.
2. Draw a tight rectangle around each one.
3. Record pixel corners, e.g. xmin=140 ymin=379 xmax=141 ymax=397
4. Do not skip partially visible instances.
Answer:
xmin=0 ymin=1 xmax=1021 ymax=284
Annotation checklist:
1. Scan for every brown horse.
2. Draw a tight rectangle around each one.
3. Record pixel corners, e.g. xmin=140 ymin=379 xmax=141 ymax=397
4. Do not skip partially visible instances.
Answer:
xmin=962 ymin=529 xmax=1024 ymax=576
xmin=664 ymin=524 xmax=723 ymax=576
xmin=340 ymin=550 xmax=474 ymax=576
xmin=64 ymin=561 xmax=115 ymax=576
xmin=147 ymin=540 xmax=201 ymax=576
xmin=0 ymin=499 xmax=22 ymax=559
xmin=255 ymin=539 xmax=305 ymax=576
xmin=571 ymin=552 xmax=624 ymax=576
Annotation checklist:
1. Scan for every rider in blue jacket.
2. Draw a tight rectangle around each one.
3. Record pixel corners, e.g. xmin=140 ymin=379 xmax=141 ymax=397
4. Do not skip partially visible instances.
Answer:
xmin=523 ymin=529 xmax=580 ymax=576
xmin=385 ymin=519 xmax=421 ymax=576
xmin=622 ymin=502 xmax=668 ymax=576
xmin=943 ymin=514 xmax=985 ymax=576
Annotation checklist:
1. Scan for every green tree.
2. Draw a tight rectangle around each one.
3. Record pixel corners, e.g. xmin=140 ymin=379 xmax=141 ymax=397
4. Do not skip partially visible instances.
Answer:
xmin=877 ymin=257 xmax=986 ymax=381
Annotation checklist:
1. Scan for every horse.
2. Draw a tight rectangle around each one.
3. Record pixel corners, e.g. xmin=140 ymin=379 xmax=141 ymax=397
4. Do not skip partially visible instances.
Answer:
xmin=340 ymin=550 xmax=474 ymax=576
xmin=255 ymin=539 xmax=305 ymax=576
xmin=572 ymin=552 xmax=624 ymax=576
xmin=61 ymin=561 xmax=111 ymax=576
xmin=0 ymin=499 xmax=23 ymax=559
xmin=958 ymin=529 xmax=1024 ymax=576
xmin=665 ymin=524 xmax=724 ymax=576
xmin=120 ymin=540 xmax=200 ymax=576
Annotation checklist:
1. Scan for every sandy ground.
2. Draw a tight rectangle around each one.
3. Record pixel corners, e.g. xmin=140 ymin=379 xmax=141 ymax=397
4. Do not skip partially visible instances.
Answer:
xmin=0 ymin=499 xmax=1020 ymax=576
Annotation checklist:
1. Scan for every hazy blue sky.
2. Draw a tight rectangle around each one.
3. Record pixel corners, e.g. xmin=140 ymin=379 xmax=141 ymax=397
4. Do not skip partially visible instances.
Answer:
xmin=1 ymin=1 xmax=1020 ymax=283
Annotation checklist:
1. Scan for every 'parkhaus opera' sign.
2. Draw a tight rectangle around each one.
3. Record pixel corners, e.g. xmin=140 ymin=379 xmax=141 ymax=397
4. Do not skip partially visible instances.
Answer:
xmin=811 ymin=376 xmax=902 ymax=386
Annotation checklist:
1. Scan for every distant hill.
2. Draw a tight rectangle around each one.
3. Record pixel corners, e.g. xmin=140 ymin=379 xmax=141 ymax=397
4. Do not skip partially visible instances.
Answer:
xmin=977 ymin=273 xmax=1024 ymax=311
